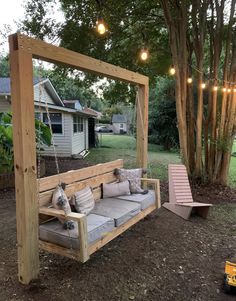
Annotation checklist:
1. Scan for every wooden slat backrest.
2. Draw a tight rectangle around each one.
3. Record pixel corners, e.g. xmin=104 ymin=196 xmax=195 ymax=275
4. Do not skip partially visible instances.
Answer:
xmin=38 ymin=159 xmax=124 ymax=206
xmin=38 ymin=159 xmax=123 ymax=192
xmin=168 ymin=164 xmax=193 ymax=204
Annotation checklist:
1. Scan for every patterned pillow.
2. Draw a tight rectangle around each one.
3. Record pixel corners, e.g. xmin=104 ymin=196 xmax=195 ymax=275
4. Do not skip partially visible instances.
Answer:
xmin=52 ymin=184 xmax=74 ymax=230
xmin=114 ymin=168 xmax=144 ymax=193
xmin=103 ymin=180 xmax=131 ymax=198
xmin=73 ymin=186 xmax=95 ymax=215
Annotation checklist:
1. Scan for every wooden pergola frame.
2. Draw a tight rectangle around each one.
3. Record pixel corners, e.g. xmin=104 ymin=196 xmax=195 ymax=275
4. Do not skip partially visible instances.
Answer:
xmin=8 ymin=32 xmax=149 ymax=284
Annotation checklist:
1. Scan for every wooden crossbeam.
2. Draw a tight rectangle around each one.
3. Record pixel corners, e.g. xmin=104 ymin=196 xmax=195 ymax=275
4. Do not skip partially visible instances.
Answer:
xmin=11 ymin=33 xmax=148 ymax=86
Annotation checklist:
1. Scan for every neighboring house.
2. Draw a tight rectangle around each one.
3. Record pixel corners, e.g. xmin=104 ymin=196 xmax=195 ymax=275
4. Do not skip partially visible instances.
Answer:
xmin=112 ymin=114 xmax=127 ymax=134
xmin=0 ymin=77 xmax=97 ymax=157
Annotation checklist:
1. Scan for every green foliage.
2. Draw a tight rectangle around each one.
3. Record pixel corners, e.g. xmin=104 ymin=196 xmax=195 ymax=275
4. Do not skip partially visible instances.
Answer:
xmin=0 ymin=112 xmax=52 ymax=174
xmin=0 ymin=55 xmax=9 ymax=77
xmin=0 ymin=113 xmax=13 ymax=173
xmin=100 ymin=105 xmax=122 ymax=124
xmin=21 ymin=0 xmax=171 ymax=103
xmin=149 ymin=77 xmax=179 ymax=150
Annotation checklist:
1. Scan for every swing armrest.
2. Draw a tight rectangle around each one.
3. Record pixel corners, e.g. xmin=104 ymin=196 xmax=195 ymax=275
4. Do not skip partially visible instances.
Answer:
xmin=39 ymin=206 xmax=89 ymax=262
xmin=141 ymin=178 xmax=159 ymax=184
xmin=39 ymin=207 xmax=85 ymax=222
xmin=140 ymin=178 xmax=161 ymax=209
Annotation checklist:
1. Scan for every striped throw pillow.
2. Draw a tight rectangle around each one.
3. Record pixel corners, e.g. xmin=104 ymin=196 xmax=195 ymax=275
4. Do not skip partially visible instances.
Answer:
xmin=74 ymin=186 xmax=95 ymax=215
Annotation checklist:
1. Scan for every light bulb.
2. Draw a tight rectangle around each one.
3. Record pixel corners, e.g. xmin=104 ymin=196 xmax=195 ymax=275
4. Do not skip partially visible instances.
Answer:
xmin=227 ymin=88 xmax=231 ymax=93
xmin=222 ymin=87 xmax=227 ymax=92
xmin=201 ymin=83 xmax=206 ymax=89
xmin=213 ymin=86 xmax=218 ymax=91
xmin=234 ymin=88 xmax=236 ymax=93
xmin=187 ymin=77 xmax=193 ymax=84
xmin=140 ymin=48 xmax=148 ymax=61
xmin=169 ymin=67 xmax=176 ymax=75
xmin=96 ymin=18 xmax=106 ymax=35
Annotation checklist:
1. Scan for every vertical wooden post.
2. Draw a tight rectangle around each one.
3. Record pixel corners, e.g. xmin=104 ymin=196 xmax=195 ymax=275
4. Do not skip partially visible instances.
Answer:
xmin=9 ymin=35 xmax=39 ymax=284
xmin=136 ymin=83 xmax=149 ymax=168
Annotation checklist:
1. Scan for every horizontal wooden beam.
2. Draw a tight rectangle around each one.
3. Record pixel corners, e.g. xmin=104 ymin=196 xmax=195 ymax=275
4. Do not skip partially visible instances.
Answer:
xmin=10 ymin=33 xmax=148 ymax=86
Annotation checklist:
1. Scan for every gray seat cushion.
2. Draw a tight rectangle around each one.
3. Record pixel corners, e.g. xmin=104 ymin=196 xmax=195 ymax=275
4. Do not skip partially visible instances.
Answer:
xmin=39 ymin=214 xmax=115 ymax=249
xmin=91 ymin=198 xmax=141 ymax=227
xmin=116 ymin=190 xmax=155 ymax=210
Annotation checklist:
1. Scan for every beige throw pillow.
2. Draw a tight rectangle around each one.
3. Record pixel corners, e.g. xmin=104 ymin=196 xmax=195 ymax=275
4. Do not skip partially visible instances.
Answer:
xmin=74 ymin=186 xmax=95 ymax=215
xmin=103 ymin=180 xmax=131 ymax=198
xmin=114 ymin=168 xmax=144 ymax=193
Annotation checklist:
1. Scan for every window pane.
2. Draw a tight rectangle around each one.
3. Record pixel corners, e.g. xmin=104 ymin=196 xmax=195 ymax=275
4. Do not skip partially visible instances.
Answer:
xmin=51 ymin=124 xmax=62 ymax=134
xmin=50 ymin=113 xmax=62 ymax=123
xmin=73 ymin=123 xmax=77 ymax=133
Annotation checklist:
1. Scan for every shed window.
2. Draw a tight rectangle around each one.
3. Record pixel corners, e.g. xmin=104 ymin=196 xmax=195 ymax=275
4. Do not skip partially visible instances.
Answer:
xmin=73 ymin=116 xmax=84 ymax=133
xmin=43 ymin=113 xmax=63 ymax=134
xmin=120 ymin=123 xmax=124 ymax=129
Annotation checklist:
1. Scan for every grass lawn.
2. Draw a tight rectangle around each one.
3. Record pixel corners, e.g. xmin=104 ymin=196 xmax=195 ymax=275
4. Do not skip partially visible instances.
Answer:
xmin=87 ymin=134 xmax=181 ymax=181
xmin=87 ymin=134 xmax=236 ymax=187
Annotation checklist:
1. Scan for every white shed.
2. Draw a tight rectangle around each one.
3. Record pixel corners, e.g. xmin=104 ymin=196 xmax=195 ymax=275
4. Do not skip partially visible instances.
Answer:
xmin=112 ymin=114 xmax=127 ymax=134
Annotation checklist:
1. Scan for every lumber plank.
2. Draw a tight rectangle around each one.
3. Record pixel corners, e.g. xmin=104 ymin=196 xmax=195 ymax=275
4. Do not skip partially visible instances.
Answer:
xmin=136 ymin=84 xmax=148 ymax=169
xmin=11 ymin=33 xmax=148 ymax=86
xmin=39 ymin=240 xmax=80 ymax=261
xmin=39 ymin=207 xmax=85 ymax=221
xmin=78 ymin=216 xmax=89 ymax=262
xmin=9 ymin=42 xmax=39 ymax=284
xmin=39 ymin=159 xmax=123 ymax=192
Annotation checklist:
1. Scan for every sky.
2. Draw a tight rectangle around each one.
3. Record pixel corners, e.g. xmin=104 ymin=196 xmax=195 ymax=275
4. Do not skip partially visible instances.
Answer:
xmin=0 ymin=0 xmax=25 ymax=52
xmin=0 ymin=0 xmax=65 ymax=53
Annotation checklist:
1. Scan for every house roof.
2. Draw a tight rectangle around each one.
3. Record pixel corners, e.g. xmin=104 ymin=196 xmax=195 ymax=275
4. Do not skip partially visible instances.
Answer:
xmin=0 ymin=77 xmax=64 ymax=107
xmin=0 ymin=77 xmax=41 ymax=94
xmin=0 ymin=77 xmax=96 ymax=118
xmin=34 ymin=101 xmax=97 ymax=117
xmin=82 ymin=107 xmax=100 ymax=118
xmin=112 ymin=114 xmax=127 ymax=123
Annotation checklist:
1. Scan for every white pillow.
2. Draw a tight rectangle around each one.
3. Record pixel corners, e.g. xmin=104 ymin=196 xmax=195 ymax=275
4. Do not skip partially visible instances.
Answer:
xmin=103 ymin=180 xmax=131 ymax=198
xmin=73 ymin=186 xmax=95 ymax=215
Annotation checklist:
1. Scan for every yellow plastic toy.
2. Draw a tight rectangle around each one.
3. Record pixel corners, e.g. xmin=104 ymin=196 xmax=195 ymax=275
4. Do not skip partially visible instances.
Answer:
xmin=223 ymin=261 xmax=236 ymax=293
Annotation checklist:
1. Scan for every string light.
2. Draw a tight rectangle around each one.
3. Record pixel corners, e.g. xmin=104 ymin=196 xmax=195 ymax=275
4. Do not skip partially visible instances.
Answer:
xmin=140 ymin=47 xmax=148 ymax=61
xmin=187 ymin=77 xmax=193 ymax=84
xmin=169 ymin=66 xmax=176 ymax=75
xmin=164 ymin=64 xmax=236 ymax=92
xmin=96 ymin=17 xmax=107 ymax=35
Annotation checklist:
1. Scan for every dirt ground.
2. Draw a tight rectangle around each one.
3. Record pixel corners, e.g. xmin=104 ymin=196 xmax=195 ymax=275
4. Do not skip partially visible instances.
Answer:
xmin=0 ymin=159 xmax=236 ymax=301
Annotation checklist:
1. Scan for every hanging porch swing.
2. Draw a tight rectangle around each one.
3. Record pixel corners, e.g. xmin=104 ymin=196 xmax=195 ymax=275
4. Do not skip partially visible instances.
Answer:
xmin=9 ymin=32 xmax=161 ymax=284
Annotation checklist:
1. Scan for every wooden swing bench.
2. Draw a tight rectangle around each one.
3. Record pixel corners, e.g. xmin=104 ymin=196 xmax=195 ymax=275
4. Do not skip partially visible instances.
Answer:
xmin=38 ymin=159 xmax=161 ymax=262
